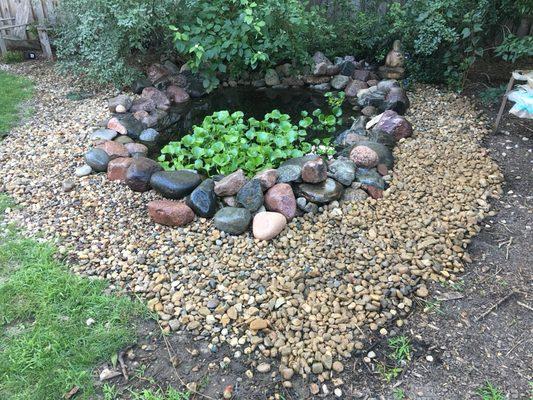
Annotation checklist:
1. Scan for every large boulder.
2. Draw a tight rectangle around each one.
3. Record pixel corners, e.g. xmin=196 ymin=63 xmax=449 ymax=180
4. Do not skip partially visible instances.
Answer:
xmin=301 ymin=157 xmax=328 ymax=183
xmin=108 ymin=94 xmax=132 ymax=113
xmin=236 ymin=179 xmax=264 ymax=212
xmin=130 ymin=98 xmax=156 ymax=113
xmin=167 ymin=85 xmax=190 ymax=104
xmin=96 ymin=141 xmax=129 ymax=159
xmin=186 ymin=179 xmax=218 ymax=218
xmin=147 ymin=200 xmax=195 ymax=227
xmin=350 ymin=145 xmax=379 ymax=168
xmin=297 ymin=178 xmax=344 ymax=204
xmin=147 ymin=63 xmax=169 ymax=83
xmin=125 ymin=157 xmax=163 ymax=192
xmin=141 ymin=87 xmax=171 ymax=111
xmin=213 ymin=207 xmax=252 ymax=235
xmin=265 ymin=69 xmax=280 ymax=86
xmin=345 ymin=80 xmax=369 ymax=97
xmin=264 ymin=183 xmax=297 ymax=221
xmin=384 ymin=87 xmax=410 ymax=115
xmin=150 ymin=170 xmax=202 ymax=199
xmin=253 ymin=212 xmax=287 ymax=240
xmin=107 ymin=157 xmax=134 ymax=182
xmin=84 ymin=148 xmax=110 ymax=172
xmin=372 ymin=110 xmax=413 ymax=140
xmin=214 ymin=169 xmax=247 ymax=197
xmin=107 ymin=114 xmax=145 ymax=139
xmin=328 ymin=158 xmax=356 ymax=186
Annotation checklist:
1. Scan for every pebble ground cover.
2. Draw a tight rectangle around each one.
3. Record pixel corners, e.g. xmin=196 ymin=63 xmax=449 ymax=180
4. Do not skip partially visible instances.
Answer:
xmin=0 ymin=62 xmax=504 ymax=388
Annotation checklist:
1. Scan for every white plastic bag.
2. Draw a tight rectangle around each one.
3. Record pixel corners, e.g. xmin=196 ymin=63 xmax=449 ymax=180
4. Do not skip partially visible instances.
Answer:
xmin=508 ymin=70 xmax=533 ymax=119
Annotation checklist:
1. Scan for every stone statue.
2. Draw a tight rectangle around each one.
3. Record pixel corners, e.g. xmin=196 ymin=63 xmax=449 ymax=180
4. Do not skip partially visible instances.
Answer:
xmin=379 ymin=40 xmax=406 ymax=80
xmin=385 ymin=40 xmax=405 ymax=68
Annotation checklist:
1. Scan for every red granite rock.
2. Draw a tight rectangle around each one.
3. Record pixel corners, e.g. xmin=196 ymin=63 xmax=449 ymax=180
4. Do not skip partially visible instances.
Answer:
xmin=147 ymin=200 xmax=195 ymax=226
xmin=107 ymin=157 xmax=134 ymax=182
xmin=264 ymin=183 xmax=296 ymax=221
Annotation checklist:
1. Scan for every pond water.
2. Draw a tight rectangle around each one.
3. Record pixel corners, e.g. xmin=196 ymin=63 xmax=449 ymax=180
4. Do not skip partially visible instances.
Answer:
xmin=155 ymin=86 xmax=360 ymax=149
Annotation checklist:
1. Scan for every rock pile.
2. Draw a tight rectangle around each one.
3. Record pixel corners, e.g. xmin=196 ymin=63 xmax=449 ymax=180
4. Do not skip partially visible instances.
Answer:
xmin=79 ymin=92 xmax=412 ymax=240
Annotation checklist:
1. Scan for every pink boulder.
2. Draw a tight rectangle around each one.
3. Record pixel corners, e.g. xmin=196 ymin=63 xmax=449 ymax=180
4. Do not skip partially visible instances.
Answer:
xmin=214 ymin=169 xmax=247 ymax=196
xmin=345 ymin=80 xmax=368 ymax=97
xmin=125 ymin=142 xmax=148 ymax=157
xmin=264 ymin=183 xmax=296 ymax=221
xmin=253 ymin=212 xmax=287 ymax=240
xmin=301 ymin=157 xmax=327 ymax=183
xmin=96 ymin=141 xmax=129 ymax=159
xmin=147 ymin=200 xmax=195 ymax=227
xmin=107 ymin=157 xmax=134 ymax=182
xmin=107 ymin=117 xmax=127 ymax=135
xmin=349 ymin=145 xmax=379 ymax=168
xmin=254 ymin=169 xmax=279 ymax=191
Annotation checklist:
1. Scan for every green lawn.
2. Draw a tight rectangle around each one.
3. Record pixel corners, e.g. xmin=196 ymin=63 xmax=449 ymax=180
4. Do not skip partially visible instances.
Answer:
xmin=0 ymin=71 xmax=34 ymax=136
xmin=0 ymin=195 xmax=145 ymax=399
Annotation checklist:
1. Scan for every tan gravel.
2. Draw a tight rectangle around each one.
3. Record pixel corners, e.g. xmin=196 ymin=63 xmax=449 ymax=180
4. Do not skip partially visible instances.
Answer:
xmin=0 ymin=61 xmax=503 ymax=380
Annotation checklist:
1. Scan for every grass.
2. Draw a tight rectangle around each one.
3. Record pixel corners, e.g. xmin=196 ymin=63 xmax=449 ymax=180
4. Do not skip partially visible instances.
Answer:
xmin=0 ymin=71 xmax=33 ymax=137
xmin=393 ymin=388 xmax=406 ymax=400
xmin=102 ymin=384 xmax=191 ymax=400
xmin=476 ymin=381 xmax=505 ymax=400
xmin=0 ymin=194 xmax=146 ymax=399
xmin=388 ymin=335 xmax=412 ymax=363
xmin=0 ymin=50 xmax=24 ymax=64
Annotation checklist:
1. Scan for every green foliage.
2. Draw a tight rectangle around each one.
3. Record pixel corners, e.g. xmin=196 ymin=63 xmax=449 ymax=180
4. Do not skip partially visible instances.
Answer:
xmin=56 ymin=0 xmax=178 ymax=87
xmin=171 ymin=0 xmax=268 ymax=92
xmin=159 ymin=92 xmax=344 ymax=176
xmin=495 ymin=34 xmax=533 ymax=63
xmin=1 ymin=51 xmax=24 ymax=64
xmin=0 ymin=195 xmax=145 ymax=400
xmin=129 ymin=387 xmax=191 ymax=400
xmin=476 ymin=381 xmax=505 ymax=400
xmin=0 ymin=71 xmax=33 ymax=137
xmin=388 ymin=335 xmax=412 ymax=362
xmin=479 ymin=85 xmax=507 ymax=105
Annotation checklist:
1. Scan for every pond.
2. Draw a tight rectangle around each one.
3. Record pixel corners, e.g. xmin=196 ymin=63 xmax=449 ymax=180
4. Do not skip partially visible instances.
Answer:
xmin=153 ymin=86 xmax=360 ymax=150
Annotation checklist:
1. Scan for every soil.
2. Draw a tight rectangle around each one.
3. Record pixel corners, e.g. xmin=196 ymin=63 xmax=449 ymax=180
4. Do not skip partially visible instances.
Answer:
xmin=94 ymin=60 xmax=532 ymax=399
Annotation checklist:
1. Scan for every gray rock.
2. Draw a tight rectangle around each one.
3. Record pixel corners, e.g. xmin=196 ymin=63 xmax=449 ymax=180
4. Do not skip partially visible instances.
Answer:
xmin=90 ymin=129 xmax=118 ymax=141
xmin=264 ymin=69 xmax=280 ymax=86
xmin=328 ymin=158 xmax=356 ymax=186
xmin=297 ymin=178 xmax=344 ymax=204
xmin=236 ymin=179 xmax=263 ymax=212
xmin=75 ymin=164 xmax=93 ymax=177
xmin=150 ymin=170 xmax=202 ymax=199
xmin=108 ymin=94 xmax=132 ymax=113
xmin=339 ymin=61 xmax=356 ymax=76
xmin=84 ymin=148 xmax=110 ymax=172
xmin=139 ymin=128 xmax=160 ymax=143
xmin=276 ymin=165 xmax=301 ymax=183
xmin=213 ymin=207 xmax=252 ymax=235
xmin=331 ymin=75 xmax=350 ymax=90
xmin=341 ymin=186 xmax=369 ymax=202
xmin=355 ymin=168 xmax=385 ymax=190
xmin=311 ymin=83 xmax=331 ymax=91
xmin=296 ymin=197 xmax=307 ymax=211
xmin=186 ymin=179 xmax=218 ymax=218
xmin=132 ymin=78 xmax=152 ymax=94
xmin=125 ymin=157 xmax=163 ymax=192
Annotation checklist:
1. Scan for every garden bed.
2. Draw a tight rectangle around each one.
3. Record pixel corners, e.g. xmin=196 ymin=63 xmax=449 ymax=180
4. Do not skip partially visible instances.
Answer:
xmin=0 ymin=61 xmax=503 ymax=386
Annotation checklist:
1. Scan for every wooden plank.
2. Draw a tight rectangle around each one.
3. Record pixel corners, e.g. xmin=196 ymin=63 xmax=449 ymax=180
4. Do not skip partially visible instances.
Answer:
xmin=0 ymin=34 xmax=7 ymax=55
xmin=493 ymin=75 xmax=515 ymax=133
xmin=44 ymin=0 xmax=56 ymax=24
xmin=13 ymin=0 xmax=31 ymax=39
xmin=32 ymin=0 xmax=52 ymax=58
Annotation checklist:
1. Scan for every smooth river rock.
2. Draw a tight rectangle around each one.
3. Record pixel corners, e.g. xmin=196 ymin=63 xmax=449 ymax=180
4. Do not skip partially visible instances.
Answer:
xmin=297 ymin=178 xmax=344 ymax=204
xmin=147 ymin=200 xmax=195 ymax=227
xmin=84 ymin=148 xmax=110 ymax=172
xmin=186 ymin=179 xmax=218 ymax=218
xmin=214 ymin=169 xmax=247 ymax=196
xmin=253 ymin=212 xmax=287 ymax=240
xmin=213 ymin=207 xmax=252 ymax=235
xmin=125 ymin=157 xmax=162 ymax=192
xmin=236 ymin=179 xmax=263 ymax=211
xmin=264 ymin=183 xmax=297 ymax=220
xmin=150 ymin=170 xmax=202 ymax=199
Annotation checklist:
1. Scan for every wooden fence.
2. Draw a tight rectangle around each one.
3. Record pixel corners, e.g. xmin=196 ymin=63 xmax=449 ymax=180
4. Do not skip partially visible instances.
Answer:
xmin=0 ymin=0 xmax=57 ymax=58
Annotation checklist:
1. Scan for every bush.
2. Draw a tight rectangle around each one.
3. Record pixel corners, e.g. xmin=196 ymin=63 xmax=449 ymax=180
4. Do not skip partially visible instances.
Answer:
xmin=55 ymin=0 xmax=178 ymax=87
xmin=495 ymin=33 xmax=533 ymax=63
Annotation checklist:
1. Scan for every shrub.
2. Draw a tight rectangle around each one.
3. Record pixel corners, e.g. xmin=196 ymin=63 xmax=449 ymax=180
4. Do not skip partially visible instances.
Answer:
xmin=159 ymin=92 xmax=344 ymax=176
xmin=55 ymin=0 xmax=178 ymax=87
xmin=495 ymin=33 xmax=533 ymax=64
xmin=1 ymin=51 xmax=24 ymax=64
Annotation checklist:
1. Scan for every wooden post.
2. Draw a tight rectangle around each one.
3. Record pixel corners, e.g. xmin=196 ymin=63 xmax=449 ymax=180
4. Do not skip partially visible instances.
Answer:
xmin=32 ymin=0 xmax=53 ymax=59
xmin=0 ymin=34 xmax=6 ymax=55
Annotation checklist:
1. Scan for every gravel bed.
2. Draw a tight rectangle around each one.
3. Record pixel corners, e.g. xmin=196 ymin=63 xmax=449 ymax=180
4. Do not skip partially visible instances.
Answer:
xmin=0 ymin=61 xmax=503 ymax=381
